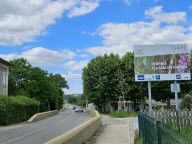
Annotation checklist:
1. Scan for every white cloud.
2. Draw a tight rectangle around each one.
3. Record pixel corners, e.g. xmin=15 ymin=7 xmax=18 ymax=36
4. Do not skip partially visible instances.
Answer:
xmin=123 ymin=0 xmax=133 ymax=5
xmin=145 ymin=6 xmax=186 ymax=24
xmin=0 ymin=47 xmax=76 ymax=66
xmin=86 ymin=6 xmax=191 ymax=56
xmin=63 ymin=71 xmax=83 ymax=94
xmin=76 ymin=49 xmax=82 ymax=52
xmin=80 ymin=54 xmax=89 ymax=57
xmin=62 ymin=71 xmax=82 ymax=79
xmin=0 ymin=0 xmax=100 ymax=46
xmin=63 ymin=60 xmax=89 ymax=70
xmin=190 ymin=6 xmax=192 ymax=10
xmin=67 ymin=0 xmax=99 ymax=18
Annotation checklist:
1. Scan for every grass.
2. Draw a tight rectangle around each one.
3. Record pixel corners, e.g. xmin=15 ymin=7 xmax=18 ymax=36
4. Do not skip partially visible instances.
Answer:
xmin=134 ymin=130 xmax=143 ymax=144
xmin=109 ymin=110 xmax=138 ymax=118
xmin=165 ymin=122 xmax=192 ymax=138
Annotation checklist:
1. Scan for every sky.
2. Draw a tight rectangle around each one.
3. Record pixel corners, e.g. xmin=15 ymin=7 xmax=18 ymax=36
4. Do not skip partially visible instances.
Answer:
xmin=0 ymin=0 xmax=192 ymax=94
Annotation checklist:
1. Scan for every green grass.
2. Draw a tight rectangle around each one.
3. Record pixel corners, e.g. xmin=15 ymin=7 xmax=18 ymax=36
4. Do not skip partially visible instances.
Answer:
xmin=109 ymin=110 xmax=138 ymax=118
xmin=165 ymin=122 xmax=192 ymax=139
xmin=134 ymin=130 xmax=143 ymax=144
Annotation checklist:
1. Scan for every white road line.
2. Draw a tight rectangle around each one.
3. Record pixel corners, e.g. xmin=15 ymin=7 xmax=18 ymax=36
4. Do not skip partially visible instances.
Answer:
xmin=5 ymin=112 xmax=74 ymax=143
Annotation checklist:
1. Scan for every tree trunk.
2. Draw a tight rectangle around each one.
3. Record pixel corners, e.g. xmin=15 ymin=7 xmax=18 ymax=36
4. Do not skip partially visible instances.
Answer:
xmin=167 ymin=96 xmax=170 ymax=109
xmin=47 ymin=101 xmax=50 ymax=111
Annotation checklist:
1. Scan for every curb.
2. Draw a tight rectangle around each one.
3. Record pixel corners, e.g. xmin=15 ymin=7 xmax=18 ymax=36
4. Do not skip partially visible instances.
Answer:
xmin=27 ymin=110 xmax=59 ymax=123
xmin=45 ymin=109 xmax=102 ymax=144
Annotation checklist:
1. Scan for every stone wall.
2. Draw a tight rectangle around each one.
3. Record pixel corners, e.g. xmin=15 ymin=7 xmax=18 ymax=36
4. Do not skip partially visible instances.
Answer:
xmin=45 ymin=109 xmax=102 ymax=144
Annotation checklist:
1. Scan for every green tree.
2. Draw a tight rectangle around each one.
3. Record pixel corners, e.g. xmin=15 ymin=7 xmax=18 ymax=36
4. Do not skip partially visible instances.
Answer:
xmin=83 ymin=54 xmax=121 ymax=112
xmin=49 ymin=73 xmax=69 ymax=90
xmin=8 ymin=58 xmax=68 ymax=112
xmin=121 ymin=52 xmax=147 ymax=106
xmin=151 ymin=81 xmax=174 ymax=108
xmin=8 ymin=58 xmax=32 ymax=96
xmin=180 ymin=94 xmax=192 ymax=110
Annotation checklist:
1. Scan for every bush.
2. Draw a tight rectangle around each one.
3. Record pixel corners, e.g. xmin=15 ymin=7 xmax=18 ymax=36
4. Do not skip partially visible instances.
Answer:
xmin=109 ymin=110 xmax=138 ymax=118
xmin=0 ymin=95 xmax=40 ymax=125
xmin=180 ymin=94 xmax=192 ymax=110
xmin=134 ymin=130 xmax=143 ymax=144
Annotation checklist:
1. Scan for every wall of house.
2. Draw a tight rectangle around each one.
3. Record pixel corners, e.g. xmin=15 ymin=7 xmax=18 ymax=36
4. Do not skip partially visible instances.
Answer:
xmin=0 ymin=64 xmax=8 ymax=95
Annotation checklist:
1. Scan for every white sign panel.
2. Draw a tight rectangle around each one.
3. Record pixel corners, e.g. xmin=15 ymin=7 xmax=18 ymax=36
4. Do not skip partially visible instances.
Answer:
xmin=171 ymin=84 xmax=180 ymax=92
xmin=134 ymin=44 xmax=191 ymax=81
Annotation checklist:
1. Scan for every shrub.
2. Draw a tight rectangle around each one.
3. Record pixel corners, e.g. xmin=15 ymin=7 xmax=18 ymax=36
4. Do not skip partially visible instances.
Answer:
xmin=180 ymin=94 xmax=192 ymax=110
xmin=134 ymin=130 xmax=143 ymax=144
xmin=0 ymin=95 xmax=40 ymax=125
xmin=109 ymin=110 xmax=138 ymax=118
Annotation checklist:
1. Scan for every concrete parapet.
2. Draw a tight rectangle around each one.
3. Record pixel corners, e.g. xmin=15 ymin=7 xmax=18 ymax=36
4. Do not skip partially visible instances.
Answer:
xmin=27 ymin=110 xmax=59 ymax=123
xmin=45 ymin=109 xmax=101 ymax=144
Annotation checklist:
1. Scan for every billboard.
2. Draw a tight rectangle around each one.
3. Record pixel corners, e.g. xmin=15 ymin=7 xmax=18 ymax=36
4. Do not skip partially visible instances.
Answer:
xmin=134 ymin=44 xmax=191 ymax=81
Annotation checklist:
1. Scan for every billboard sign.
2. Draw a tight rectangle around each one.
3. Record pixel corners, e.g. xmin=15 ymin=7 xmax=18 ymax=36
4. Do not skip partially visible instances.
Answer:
xmin=134 ymin=44 xmax=190 ymax=81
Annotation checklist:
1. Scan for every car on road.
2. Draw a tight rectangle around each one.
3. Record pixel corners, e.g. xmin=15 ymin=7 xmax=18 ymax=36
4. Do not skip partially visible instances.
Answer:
xmin=74 ymin=107 xmax=84 ymax=112
xmin=73 ymin=106 xmax=76 ymax=110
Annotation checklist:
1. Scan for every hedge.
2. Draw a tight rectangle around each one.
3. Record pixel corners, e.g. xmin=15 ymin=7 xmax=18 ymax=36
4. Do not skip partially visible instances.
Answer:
xmin=0 ymin=95 xmax=40 ymax=125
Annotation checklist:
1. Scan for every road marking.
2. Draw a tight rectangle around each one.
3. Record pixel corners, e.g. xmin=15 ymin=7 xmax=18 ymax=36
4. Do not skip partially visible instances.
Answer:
xmin=5 ymin=112 xmax=74 ymax=143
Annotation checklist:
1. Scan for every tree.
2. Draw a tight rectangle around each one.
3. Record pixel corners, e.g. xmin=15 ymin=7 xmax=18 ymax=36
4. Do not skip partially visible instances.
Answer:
xmin=82 ymin=54 xmax=121 ymax=112
xmin=8 ymin=58 xmax=32 ymax=96
xmin=121 ymin=52 xmax=147 ymax=107
xmin=180 ymin=94 xmax=192 ymax=110
xmin=8 ymin=58 xmax=68 ymax=112
xmin=151 ymin=81 xmax=174 ymax=109
xmin=49 ymin=73 xmax=69 ymax=90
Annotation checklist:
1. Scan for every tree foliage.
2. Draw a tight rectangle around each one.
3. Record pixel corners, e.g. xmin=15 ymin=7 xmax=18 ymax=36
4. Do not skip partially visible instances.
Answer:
xmin=83 ymin=51 xmax=192 ymax=111
xmin=8 ymin=58 xmax=69 ymax=112
xmin=120 ymin=52 xmax=148 ymax=105
xmin=180 ymin=94 xmax=192 ymax=110
xmin=0 ymin=95 xmax=40 ymax=125
xmin=82 ymin=54 xmax=121 ymax=112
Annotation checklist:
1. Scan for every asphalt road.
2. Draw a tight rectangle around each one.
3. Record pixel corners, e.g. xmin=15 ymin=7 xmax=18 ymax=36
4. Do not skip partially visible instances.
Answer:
xmin=0 ymin=108 xmax=92 ymax=144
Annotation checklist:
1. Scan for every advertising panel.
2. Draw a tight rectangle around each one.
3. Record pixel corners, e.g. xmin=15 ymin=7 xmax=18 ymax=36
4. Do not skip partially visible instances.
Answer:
xmin=134 ymin=44 xmax=190 ymax=81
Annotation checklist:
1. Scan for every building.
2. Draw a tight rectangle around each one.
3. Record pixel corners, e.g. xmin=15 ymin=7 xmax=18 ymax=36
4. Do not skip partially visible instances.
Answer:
xmin=0 ymin=58 xmax=10 ymax=95
xmin=145 ymin=99 xmax=182 ymax=108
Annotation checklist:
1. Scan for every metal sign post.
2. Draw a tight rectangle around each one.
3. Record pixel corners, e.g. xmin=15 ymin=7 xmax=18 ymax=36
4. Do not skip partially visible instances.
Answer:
xmin=174 ymin=81 xmax=179 ymax=110
xmin=148 ymin=81 xmax=152 ymax=115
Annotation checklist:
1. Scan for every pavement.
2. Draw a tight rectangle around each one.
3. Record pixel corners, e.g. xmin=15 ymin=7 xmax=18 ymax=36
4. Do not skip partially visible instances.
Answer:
xmin=86 ymin=114 xmax=138 ymax=144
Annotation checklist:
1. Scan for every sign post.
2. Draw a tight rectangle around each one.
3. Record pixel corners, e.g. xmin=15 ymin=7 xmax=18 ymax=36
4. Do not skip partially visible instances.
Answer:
xmin=134 ymin=44 xmax=190 ymax=111
xmin=174 ymin=81 xmax=179 ymax=110
xmin=148 ymin=81 xmax=152 ymax=115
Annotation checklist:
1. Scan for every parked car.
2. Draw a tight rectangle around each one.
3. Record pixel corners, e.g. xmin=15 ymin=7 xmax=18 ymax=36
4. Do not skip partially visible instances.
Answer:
xmin=75 ymin=107 xmax=84 ymax=112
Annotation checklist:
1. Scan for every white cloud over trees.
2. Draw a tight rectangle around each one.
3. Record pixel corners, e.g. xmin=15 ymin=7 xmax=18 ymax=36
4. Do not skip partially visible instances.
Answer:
xmin=86 ymin=6 xmax=191 ymax=56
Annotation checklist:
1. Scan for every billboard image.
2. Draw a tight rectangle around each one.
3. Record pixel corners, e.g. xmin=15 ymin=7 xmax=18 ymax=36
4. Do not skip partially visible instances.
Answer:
xmin=134 ymin=44 xmax=190 ymax=81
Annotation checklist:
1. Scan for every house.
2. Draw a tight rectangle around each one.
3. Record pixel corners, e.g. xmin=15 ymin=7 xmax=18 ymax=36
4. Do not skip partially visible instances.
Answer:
xmin=145 ymin=99 xmax=182 ymax=108
xmin=0 ymin=58 xmax=10 ymax=95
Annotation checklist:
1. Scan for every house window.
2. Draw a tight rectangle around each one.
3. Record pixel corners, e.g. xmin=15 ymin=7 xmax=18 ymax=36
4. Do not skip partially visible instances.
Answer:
xmin=2 ymin=74 xmax=6 ymax=86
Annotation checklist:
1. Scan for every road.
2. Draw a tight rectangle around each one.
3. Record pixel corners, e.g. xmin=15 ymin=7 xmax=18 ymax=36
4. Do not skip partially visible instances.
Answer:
xmin=0 ymin=107 xmax=92 ymax=144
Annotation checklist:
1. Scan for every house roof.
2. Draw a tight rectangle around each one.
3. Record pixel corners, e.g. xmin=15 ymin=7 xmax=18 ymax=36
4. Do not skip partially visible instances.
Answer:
xmin=145 ymin=99 xmax=182 ymax=106
xmin=0 ymin=58 xmax=10 ymax=66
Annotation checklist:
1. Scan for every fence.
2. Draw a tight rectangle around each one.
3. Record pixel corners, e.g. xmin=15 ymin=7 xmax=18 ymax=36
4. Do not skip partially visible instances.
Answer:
xmin=140 ymin=109 xmax=192 ymax=129
xmin=138 ymin=112 xmax=192 ymax=144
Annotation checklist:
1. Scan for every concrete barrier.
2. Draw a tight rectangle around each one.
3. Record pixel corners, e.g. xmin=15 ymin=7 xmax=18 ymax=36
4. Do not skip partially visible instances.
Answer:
xmin=45 ymin=109 xmax=102 ymax=144
xmin=27 ymin=110 xmax=59 ymax=123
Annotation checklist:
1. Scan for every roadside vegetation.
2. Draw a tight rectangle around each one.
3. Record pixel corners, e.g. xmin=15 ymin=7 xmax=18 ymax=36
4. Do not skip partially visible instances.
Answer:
xmin=0 ymin=95 xmax=40 ymax=125
xmin=82 ymin=52 xmax=192 ymax=112
xmin=134 ymin=130 xmax=143 ymax=144
xmin=109 ymin=110 xmax=138 ymax=118
xmin=8 ymin=58 xmax=69 ymax=112
xmin=1 ymin=58 xmax=69 ymax=125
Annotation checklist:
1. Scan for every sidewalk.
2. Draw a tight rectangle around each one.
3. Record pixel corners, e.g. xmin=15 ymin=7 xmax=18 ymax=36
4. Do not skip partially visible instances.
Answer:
xmin=86 ymin=114 xmax=138 ymax=144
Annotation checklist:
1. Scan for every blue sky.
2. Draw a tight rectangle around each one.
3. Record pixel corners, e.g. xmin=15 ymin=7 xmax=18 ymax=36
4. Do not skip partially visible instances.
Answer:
xmin=0 ymin=0 xmax=192 ymax=94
